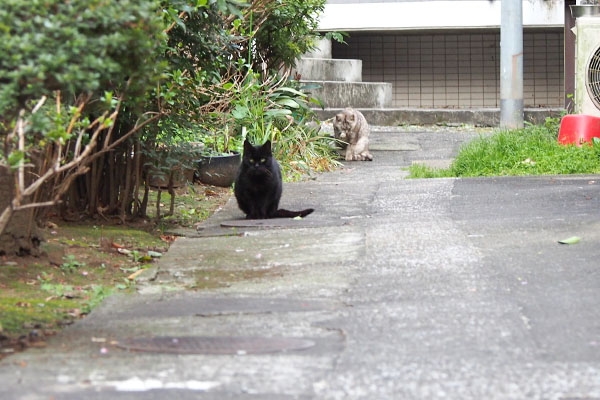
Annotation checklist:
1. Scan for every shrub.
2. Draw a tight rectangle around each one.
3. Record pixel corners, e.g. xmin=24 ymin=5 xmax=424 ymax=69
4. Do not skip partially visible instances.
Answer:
xmin=252 ymin=0 xmax=327 ymax=70
xmin=0 ymin=0 xmax=165 ymax=121
xmin=0 ymin=0 xmax=166 ymax=245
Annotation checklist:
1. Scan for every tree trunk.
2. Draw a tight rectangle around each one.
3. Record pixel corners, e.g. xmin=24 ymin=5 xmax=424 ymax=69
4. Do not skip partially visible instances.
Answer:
xmin=120 ymin=143 xmax=134 ymax=221
xmin=132 ymin=142 xmax=142 ymax=217
xmin=0 ymin=167 xmax=43 ymax=256
xmin=167 ymin=171 xmax=175 ymax=216
xmin=140 ymin=175 xmax=150 ymax=218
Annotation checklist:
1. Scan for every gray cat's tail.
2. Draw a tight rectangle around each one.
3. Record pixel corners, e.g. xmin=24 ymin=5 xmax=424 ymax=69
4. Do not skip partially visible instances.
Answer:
xmin=273 ymin=208 xmax=314 ymax=218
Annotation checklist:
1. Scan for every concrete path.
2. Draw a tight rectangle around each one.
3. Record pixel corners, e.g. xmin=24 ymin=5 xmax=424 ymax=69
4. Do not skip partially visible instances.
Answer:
xmin=2 ymin=127 xmax=600 ymax=399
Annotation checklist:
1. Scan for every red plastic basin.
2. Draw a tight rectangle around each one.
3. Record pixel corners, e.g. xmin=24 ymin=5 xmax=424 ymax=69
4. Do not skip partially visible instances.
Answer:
xmin=558 ymin=114 xmax=600 ymax=146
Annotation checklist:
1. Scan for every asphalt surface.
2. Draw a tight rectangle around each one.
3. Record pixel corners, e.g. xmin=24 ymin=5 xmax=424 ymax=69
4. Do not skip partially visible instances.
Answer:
xmin=1 ymin=127 xmax=600 ymax=399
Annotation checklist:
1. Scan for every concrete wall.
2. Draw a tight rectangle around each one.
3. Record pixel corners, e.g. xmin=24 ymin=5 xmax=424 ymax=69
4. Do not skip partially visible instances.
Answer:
xmin=333 ymin=29 xmax=564 ymax=108
xmin=320 ymin=0 xmax=564 ymax=32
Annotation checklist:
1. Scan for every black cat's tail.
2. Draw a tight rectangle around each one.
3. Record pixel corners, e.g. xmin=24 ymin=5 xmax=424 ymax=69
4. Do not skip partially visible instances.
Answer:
xmin=273 ymin=208 xmax=314 ymax=218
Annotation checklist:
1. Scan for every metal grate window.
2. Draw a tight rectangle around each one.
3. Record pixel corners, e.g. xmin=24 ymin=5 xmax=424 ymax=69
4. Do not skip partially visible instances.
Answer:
xmin=333 ymin=30 xmax=564 ymax=108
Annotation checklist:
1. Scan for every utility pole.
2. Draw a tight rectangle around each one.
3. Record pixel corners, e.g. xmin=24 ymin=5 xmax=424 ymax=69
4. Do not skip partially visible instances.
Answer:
xmin=500 ymin=0 xmax=524 ymax=129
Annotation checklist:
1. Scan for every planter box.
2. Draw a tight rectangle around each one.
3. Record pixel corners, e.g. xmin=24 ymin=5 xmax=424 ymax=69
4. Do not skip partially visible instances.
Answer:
xmin=196 ymin=152 xmax=241 ymax=187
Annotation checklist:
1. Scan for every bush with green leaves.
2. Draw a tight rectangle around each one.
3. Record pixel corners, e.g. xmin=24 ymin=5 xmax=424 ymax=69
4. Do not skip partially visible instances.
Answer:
xmin=154 ymin=0 xmax=337 ymax=180
xmin=0 ymin=0 xmax=166 ymax=245
xmin=0 ymin=0 xmax=165 ymax=121
xmin=251 ymin=0 xmax=326 ymax=70
xmin=0 ymin=0 xmax=337 ymax=247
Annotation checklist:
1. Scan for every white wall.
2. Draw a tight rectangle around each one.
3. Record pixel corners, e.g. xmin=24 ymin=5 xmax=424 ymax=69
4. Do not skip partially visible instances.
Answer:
xmin=319 ymin=0 xmax=564 ymax=32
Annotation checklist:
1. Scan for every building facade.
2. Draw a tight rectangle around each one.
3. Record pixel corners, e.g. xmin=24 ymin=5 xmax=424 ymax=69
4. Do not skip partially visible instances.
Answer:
xmin=318 ymin=0 xmax=566 ymax=109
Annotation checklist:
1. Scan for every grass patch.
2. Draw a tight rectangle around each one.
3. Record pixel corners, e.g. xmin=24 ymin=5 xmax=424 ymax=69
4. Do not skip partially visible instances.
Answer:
xmin=58 ymin=225 xmax=165 ymax=250
xmin=0 ymin=182 xmax=231 ymax=358
xmin=144 ymin=184 xmax=231 ymax=228
xmin=409 ymin=118 xmax=600 ymax=178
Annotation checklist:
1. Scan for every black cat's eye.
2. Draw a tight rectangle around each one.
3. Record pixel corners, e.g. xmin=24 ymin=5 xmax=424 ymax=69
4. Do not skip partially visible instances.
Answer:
xmin=260 ymin=158 xmax=266 ymax=163
xmin=249 ymin=158 xmax=255 ymax=163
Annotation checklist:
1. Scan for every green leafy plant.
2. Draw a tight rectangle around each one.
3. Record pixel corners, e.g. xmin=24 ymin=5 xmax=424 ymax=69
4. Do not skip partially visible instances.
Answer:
xmin=40 ymin=283 xmax=74 ymax=297
xmin=60 ymin=255 xmax=87 ymax=273
xmin=251 ymin=0 xmax=327 ymax=70
xmin=82 ymin=285 xmax=114 ymax=313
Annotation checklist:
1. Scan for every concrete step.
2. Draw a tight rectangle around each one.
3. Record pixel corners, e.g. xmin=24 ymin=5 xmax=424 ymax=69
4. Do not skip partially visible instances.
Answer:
xmin=304 ymin=38 xmax=332 ymax=59
xmin=294 ymin=58 xmax=362 ymax=82
xmin=303 ymin=80 xmax=392 ymax=109
xmin=313 ymin=107 xmax=564 ymax=127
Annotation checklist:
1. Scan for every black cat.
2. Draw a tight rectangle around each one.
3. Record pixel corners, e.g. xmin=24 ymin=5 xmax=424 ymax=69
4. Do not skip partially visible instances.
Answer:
xmin=234 ymin=139 xmax=314 ymax=219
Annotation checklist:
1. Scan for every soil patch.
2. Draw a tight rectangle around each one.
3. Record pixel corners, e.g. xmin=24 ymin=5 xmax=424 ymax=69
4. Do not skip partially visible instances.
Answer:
xmin=0 ymin=183 xmax=231 ymax=360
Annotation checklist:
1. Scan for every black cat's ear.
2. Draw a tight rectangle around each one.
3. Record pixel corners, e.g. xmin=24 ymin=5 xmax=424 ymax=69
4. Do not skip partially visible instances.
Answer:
xmin=262 ymin=140 xmax=272 ymax=153
xmin=243 ymin=139 xmax=252 ymax=153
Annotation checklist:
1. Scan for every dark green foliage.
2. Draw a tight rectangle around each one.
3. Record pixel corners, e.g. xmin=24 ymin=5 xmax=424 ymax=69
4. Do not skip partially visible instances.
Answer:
xmin=162 ymin=0 xmax=243 ymax=73
xmin=253 ymin=0 xmax=326 ymax=70
xmin=0 ymin=0 xmax=166 ymax=119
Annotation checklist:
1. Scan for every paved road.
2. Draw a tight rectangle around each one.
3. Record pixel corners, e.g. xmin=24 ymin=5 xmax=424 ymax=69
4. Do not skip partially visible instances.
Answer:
xmin=1 ymin=128 xmax=600 ymax=399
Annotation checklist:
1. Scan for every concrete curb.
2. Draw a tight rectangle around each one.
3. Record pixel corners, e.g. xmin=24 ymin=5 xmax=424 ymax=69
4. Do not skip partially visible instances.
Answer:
xmin=315 ymin=107 xmax=565 ymax=127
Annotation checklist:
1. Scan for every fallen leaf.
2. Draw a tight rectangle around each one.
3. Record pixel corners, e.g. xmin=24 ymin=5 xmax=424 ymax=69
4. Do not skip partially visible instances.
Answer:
xmin=67 ymin=309 xmax=82 ymax=318
xmin=111 ymin=242 xmax=126 ymax=249
xmin=147 ymin=251 xmax=162 ymax=258
xmin=558 ymin=236 xmax=581 ymax=245
xmin=127 ymin=269 xmax=145 ymax=280
xmin=117 ymin=248 xmax=132 ymax=256
xmin=15 ymin=302 xmax=31 ymax=308
xmin=160 ymin=235 xmax=176 ymax=243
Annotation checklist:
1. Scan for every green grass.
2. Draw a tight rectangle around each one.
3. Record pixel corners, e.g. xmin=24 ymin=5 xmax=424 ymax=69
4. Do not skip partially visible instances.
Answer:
xmin=59 ymin=225 xmax=165 ymax=249
xmin=409 ymin=119 xmax=600 ymax=178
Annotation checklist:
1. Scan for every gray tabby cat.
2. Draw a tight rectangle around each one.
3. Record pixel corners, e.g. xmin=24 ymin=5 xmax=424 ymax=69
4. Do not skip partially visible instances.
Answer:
xmin=332 ymin=108 xmax=373 ymax=161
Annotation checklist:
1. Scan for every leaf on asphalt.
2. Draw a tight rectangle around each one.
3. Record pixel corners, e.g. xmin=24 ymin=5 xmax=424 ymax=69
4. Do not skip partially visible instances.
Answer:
xmin=558 ymin=236 xmax=581 ymax=245
xmin=147 ymin=251 xmax=162 ymax=258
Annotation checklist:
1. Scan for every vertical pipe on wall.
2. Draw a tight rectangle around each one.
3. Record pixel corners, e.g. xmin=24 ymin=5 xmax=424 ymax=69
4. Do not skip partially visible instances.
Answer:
xmin=500 ymin=0 xmax=524 ymax=129
xmin=565 ymin=0 xmax=576 ymax=113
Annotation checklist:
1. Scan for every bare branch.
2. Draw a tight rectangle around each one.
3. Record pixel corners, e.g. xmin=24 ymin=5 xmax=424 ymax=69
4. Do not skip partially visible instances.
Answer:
xmin=14 ymin=200 xmax=57 ymax=211
xmin=31 ymin=96 xmax=47 ymax=114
